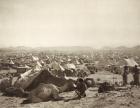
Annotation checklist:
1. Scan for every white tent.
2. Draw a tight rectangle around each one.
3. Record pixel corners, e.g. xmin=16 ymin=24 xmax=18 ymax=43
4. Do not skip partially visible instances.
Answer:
xmin=46 ymin=55 xmax=49 ymax=59
xmin=130 ymin=58 xmax=139 ymax=66
xmin=59 ymin=65 xmax=65 ymax=71
xmin=25 ymin=64 xmax=31 ymax=69
xmin=64 ymin=63 xmax=76 ymax=69
xmin=34 ymin=64 xmax=42 ymax=71
xmin=14 ymin=59 xmax=43 ymax=89
xmin=50 ymin=61 xmax=65 ymax=71
xmin=9 ymin=60 xmax=14 ymax=65
xmin=76 ymin=64 xmax=90 ymax=73
xmin=32 ymin=56 xmax=39 ymax=61
xmin=14 ymin=68 xmax=41 ymax=89
xmin=40 ymin=60 xmax=45 ymax=64
xmin=75 ymin=60 xmax=80 ymax=65
xmin=37 ymin=61 xmax=42 ymax=67
xmin=68 ymin=58 xmax=71 ymax=62
xmin=124 ymin=58 xmax=139 ymax=67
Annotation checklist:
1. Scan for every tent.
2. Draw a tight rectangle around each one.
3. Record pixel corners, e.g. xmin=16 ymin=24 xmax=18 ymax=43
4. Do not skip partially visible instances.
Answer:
xmin=32 ymin=56 xmax=39 ymax=61
xmin=25 ymin=64 xmax=31 ymax=69
xmin=74 ymin=59 xmax=80 ymax=65
xmin=49 ymin=61 xmax=65 ymax=71
xmin=76 ymin=64 xmax=90 ymax=74
xmin=14 ymin=69 xmax=41 ymax=89
xmin=94 ymin=59 xmax=109 ymax=68
xmin=9 ymin=60 xmax=14 ymax=65
xmin=40 ymin=60 xmax=45 ymax=64
xmin=64 ymin=63 xmax=76 ymax=70
xmin=33 ymin=62 xmax=42 ymax=71
xmin=14 ymin=59 xmax=43 ymax=89
xmin=124 ymin=58 xmax=139 ymax=67
xmin=59 ymin=65 xmax=65 ymax=71
xmin=114 ymin=58 xmax=139 ymax=74
xmin=46 ymin=55 xmax=49 ymax=59
xmin=108 ymin=59 xmax=117 ymax=66
xmin=37 ymin=61 xmax=42 ymax=67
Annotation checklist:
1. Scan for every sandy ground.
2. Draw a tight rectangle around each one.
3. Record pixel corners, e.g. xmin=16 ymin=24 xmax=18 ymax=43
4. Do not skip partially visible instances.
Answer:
xmin=0 ymin=71 xmax=140 ymax=108
xmin=0 ymin=87 xmax=140 ymax=108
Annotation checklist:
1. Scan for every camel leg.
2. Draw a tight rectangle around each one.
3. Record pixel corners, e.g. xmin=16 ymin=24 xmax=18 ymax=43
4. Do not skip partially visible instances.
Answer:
xmin=28 ymin=94 xmax=43 ymax=103
xmin=22 ymin=96 xmax=42 ymax=104
xmin=31 ymin=96 xmax=43 ymax=103
xmin=52 ymin=92 xmax=63 ymax=101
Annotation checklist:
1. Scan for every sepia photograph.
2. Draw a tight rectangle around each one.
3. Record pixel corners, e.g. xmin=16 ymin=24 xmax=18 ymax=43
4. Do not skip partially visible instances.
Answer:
xmin=0 ymin=0 xmax=140 ymax=108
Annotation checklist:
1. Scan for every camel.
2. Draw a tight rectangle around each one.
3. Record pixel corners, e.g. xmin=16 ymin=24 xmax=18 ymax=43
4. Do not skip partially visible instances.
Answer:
xmin=21 ymin=69 xmax=76 ymax=104
xmin=0 ymin=77 xmax=11 ymax=92
xmin=84 ymin=78 xmax=95 ymax=87
xmin=25 ymin=69 xmax=95 ymax=91
xmin=22 ymin=77 xmax=95 ymax=104
xmin=25 ymin=69 xmax=76 ymax=91
xmin=22 ymin=82 xmax=75 ymax=104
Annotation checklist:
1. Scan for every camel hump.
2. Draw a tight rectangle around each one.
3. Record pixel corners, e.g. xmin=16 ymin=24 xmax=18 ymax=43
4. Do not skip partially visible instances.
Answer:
xmin=45 ymin=84 xmax=60 ymax=99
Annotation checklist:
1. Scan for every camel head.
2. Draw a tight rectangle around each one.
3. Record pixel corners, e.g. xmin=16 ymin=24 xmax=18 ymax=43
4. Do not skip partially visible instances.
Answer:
xmin=84 ymin=78 xmax=95 ymax=87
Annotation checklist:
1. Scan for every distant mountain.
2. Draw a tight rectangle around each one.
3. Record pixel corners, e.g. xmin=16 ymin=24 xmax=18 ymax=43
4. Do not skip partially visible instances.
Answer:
xmin=133 ymin=45 xmax=140 ymax=50
xmin=0 ymin=46 xmax=94 ymax=54
xmin=116 ymin=46 xmax=129 ymax=50
xmin=0 ymin=45 xmax=140 ymax=53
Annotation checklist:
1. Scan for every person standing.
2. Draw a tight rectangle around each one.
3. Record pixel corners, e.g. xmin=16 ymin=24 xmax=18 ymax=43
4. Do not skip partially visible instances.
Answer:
xmin=133 ymin=65 xmax=139 ymax=86
xmin=123 ymin=65 xmax=129 ymax=86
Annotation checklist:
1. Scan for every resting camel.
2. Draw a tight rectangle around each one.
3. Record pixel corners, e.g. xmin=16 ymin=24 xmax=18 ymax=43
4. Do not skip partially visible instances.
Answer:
xmin=25 ymin=69 xmax=95 ymax=91
xmin=21 ymin=69 xmax=76 ymax=104
xmin=22 ymin=77 xmax=95 ymax=104
xmin=22 ymin=82 xmax=75 ymax=104
xmin=25 ymin=69 xmax=76 ymax=91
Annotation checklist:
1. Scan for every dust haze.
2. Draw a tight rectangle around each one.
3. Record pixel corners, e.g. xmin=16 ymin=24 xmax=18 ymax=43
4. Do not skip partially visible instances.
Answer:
xmin=0 ymin=0 xmax=140 ymax=48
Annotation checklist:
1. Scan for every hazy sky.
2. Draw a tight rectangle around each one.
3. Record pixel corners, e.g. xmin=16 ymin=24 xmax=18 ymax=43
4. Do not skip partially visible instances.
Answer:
xmin=0 ymin=0 xmax=140 ymax=48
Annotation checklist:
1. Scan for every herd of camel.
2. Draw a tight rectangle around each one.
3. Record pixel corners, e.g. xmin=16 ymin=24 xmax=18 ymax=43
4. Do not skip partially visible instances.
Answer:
xmin=0 ymin=69 xmax=95 ymax=104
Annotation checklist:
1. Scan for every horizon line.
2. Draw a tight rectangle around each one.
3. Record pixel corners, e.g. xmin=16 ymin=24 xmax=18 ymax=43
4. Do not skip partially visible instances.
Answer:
xmin=0 ymin=44 xmax=140 ymax=49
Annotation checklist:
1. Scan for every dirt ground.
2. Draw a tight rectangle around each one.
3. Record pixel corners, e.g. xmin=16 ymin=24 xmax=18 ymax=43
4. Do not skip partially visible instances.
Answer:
xmin=0 ymin=87 xmax=140 ymax=108
xmin=0 ymin=72 xmax=140 ymax=108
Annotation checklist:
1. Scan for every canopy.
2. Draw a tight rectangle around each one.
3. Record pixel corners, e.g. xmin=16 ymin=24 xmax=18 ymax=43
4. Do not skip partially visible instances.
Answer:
xmin=124 ymin=58 xmax=139 ymax=67
xmin=25 ymin=64 xmax=31 ymax=69
xmin=50 ymin=61 xmax=65 ymax=71
xmin=37 ymin=61 xmax=42 ymax=67
xmin=14 ymin=69 xmax=41 ymax=89
xmin=32 ymin=56 xmax=39 ymax=61
xmin=34 ymin=65 xmax=41 ymax=71
xmin=40 ymin=60 xmax=45 ymax=64
xmin=74 ymin=60 xmax=80 ymax=65
xmin=64 ymin=63 xmax=76 ymax=69
xmin=9 ymin=60 xmax=14 ymax=65
xmin=76 ymin=64 xmax=89 ymax=72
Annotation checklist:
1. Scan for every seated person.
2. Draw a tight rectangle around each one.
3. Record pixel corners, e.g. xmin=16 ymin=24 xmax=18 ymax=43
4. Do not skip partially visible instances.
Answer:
xmin=75 ymin=78 xmax=87 ymax=98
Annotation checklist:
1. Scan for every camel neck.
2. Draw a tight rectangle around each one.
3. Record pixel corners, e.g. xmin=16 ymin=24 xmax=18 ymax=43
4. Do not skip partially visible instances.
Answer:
xmin=58 ymin=83 xmax=68 ymax=93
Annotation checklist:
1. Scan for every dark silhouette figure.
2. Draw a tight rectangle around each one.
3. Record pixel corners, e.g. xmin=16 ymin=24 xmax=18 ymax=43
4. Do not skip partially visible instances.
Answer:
xmin=98 ymin=82 xmax=114 ymax=93
xmin=123 ymin=65 xmax=128 ymax=86
xmin=133 ymin=65 xmax=139 ymax=86
xmin=75 ymin=78 xmax=87 ymax=99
